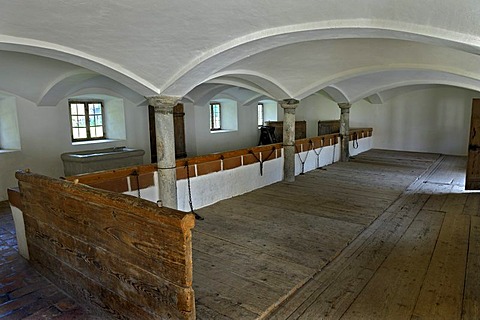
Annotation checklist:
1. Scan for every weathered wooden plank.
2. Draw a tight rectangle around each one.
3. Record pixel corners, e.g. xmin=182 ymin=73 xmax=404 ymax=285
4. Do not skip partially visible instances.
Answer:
xmin=194 ymin=232 xmax=313 ymax=290
xmin=28 ymin=242 xmax=160 ymax=320
xmin=193 ymin=232 xmax=315 ymax=319
xmin=441 ymin=193 xmax=468 ymax=215
xmin=267 ymin=194 xmax=427 ymax=320
xmin=17 ymin=171 xmax=194 ymax=230
xmin=195 ymin=203 xmax=364 ymax=269
xmin=463 ymin=215 xmax=480 ymax=320
xmin=341 ymin=209 xmax=444 ymax=319
xmin=26 ymin=218 xmax=194 ymax=316
xmin=411 ymin=213 xmax=470 ymax=320
xmin=266 ymin=193 xmax=429 ymax=320
xmin=463 ymin=194 xmax=480 ymax=216
xmin=194 ymin=149 xmax=440 ymax=320
xmin=194 ymin=251 xmax=283 ymax=314
xmin=16 ymin=171 xmax=195 ymax=319
xmin=21 ymin=184 xmax=192 ymax=286
xmin=65 ymin=163 xmax=157 ymax=183
xmin=293 ymin=194 xmax=429 ymax=320
xmin=194 ymin=271 xmax=261 ymax=319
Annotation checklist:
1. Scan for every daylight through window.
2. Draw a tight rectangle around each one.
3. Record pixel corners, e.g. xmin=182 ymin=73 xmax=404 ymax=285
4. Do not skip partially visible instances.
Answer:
xmin=258 ymin=103 xmax=264 ymax=127
xmin=210 ymin=103 xmax=221 ymax=130
xmin=69 ymin=101 xmax=105 ymax=141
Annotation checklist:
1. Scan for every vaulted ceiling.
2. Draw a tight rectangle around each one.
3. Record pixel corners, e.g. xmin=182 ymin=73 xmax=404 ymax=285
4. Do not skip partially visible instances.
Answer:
xmin=1 ymin=0 xmax=480 ymax=105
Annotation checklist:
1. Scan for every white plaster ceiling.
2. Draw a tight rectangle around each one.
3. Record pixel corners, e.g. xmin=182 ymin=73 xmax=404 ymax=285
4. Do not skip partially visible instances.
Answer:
xmin=1 ymin=1 xmax=480 ymax=105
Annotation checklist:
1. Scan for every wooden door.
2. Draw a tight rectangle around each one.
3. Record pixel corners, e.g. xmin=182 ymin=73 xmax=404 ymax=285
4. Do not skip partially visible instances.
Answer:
xmin=173 ymin=104 xmax=187 ymax=159
xmin=148 ymin=103 xmax=187 ymax=163
xmin=466 ymin=99 xmax=480 ymax=189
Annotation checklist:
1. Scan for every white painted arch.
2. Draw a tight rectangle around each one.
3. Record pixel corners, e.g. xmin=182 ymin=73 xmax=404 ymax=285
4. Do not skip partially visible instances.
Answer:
xmin=162 ymin=21 xmax=480 ymax=97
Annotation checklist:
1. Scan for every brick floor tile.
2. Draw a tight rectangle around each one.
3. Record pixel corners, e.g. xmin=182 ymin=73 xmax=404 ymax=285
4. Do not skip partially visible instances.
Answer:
xmin=0 ymin=203 xmax=90 ymax=319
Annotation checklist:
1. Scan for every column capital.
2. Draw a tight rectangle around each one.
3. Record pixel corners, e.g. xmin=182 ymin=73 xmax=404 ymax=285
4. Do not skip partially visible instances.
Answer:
xmin=147 ymin=95 xmax=182 ymax=113
xmin=338 ymin=103 xmax=352 ymax=111
xmin=279 ymin=99 xmax=300 ymax=113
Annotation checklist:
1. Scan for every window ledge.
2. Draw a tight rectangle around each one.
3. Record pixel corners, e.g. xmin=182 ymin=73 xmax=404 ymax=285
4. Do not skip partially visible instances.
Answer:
xmin=72 ymin=139 xmax=124 ymax=146
xmin=0 ymin=149 xmax=20 ymax=154
xmin=210 ymin=129 xmax=237 ymax=134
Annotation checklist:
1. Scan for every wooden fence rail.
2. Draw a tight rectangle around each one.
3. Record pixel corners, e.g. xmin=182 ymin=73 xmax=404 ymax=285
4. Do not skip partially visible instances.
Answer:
xmin=67 ymin=129 xmax=372 ymax=189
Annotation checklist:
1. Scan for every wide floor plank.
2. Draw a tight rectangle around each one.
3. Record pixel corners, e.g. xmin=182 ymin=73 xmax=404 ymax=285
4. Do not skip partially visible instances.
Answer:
xmin=463 ymin=216 xmax=480 ymax=320
xmin=193 ymin=150 xmax=438 ymax=319
xmin=411 ymin=213 xmax=470 ymax=320
xmin=341 ymin=209 xmax=444 ymax=319
xmin=192 ymin=150 xmax=476 ymax=320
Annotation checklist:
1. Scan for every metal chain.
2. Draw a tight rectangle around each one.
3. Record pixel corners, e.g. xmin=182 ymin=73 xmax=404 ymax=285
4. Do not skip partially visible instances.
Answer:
xmin=352 ymin=132 xmax=359 ymax=149
xmin=311 ymin=140 xmax=324 ymax=169
xmin=295 ymin=143 xmax=311 ymax=175
xmin=131 ymin=170 xmax=141 ymax=198
xmin=185 ymin=162 xmax=204 ymax=220
xmin=248 ymin=147 xmax=276 ymax=176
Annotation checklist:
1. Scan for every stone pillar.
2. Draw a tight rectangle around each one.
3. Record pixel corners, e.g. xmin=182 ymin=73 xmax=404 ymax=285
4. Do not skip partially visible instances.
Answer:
xmin=148 ymin=95 xmax=181 ymax=209
xmin=339 ymin=103 xmax=352 ymax=162
xmin=280 ymin=99 xmax=300 ymax=182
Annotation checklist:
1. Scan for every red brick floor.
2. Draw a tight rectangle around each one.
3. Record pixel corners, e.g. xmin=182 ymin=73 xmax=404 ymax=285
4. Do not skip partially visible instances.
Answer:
xmin=0 ymin=201 xmax=90 ymax=319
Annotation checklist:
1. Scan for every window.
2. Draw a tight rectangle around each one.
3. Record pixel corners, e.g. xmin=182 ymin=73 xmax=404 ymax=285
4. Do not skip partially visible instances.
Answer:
xmin=258 ymin=103 xmax=264 ymax=127
xmin=0 ymin=94 xmax=21 ymax=151
xmin=69 ymin=101 xmax=105 ymax=141
xmin=210 ymin=102 xmax=221 ymax=130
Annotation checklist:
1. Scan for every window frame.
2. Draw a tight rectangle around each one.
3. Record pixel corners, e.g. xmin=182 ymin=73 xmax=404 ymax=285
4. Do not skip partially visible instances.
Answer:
xmin=210 ymin=102 xmax=222 ymax=131
xmin=69 ymin=100 xmax=106 ymax=142
xmin=257 ymin=102 xmax=264 ymax=128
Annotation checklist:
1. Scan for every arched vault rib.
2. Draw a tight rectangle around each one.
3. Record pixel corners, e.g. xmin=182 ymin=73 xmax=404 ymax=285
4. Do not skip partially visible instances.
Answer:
xmin=161 ymin=20 xmax=480 ymax=97
xmin=3 ymin=21 xmax=480 ymax=100
xmin=294 ymin=66 xmax=480 ymax=102
xmin=0 ymin=35 xmax=158 ymax=97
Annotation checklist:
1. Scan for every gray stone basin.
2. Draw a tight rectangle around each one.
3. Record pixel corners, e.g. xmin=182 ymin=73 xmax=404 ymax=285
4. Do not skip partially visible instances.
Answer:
xmin=61 ymin=147 xmax=145 ymax=176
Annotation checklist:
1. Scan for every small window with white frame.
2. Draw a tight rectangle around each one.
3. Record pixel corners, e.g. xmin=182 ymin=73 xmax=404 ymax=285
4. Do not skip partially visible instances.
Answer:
xmin=210 ymin=102 xmax=221 ymax=131
xmin=258 ymin=102 xmax=264 ymax=128
xmin=69 ymin=101 xmax=105 ymax=141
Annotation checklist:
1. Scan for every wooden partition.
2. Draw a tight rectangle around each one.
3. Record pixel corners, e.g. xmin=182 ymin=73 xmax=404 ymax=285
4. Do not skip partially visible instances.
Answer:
xmin=67 ymin=129 xmax=372 ymax=189
xmin=16 ymin=171 xmax=195 ymax=319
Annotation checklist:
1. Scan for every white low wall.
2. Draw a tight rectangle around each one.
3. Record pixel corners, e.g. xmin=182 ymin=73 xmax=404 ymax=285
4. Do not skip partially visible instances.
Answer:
xmin=9 ymin=203 xmax=29 ymax=259
xmin=178 ymin=137 xmax=372 ymax=212
xmin=128 ymin=137 xmax=372 ymax=212
xmin=123 ymin=171 xmax=159 ymax=203
xmin=177 ymin=156 xmax=284 ymax=211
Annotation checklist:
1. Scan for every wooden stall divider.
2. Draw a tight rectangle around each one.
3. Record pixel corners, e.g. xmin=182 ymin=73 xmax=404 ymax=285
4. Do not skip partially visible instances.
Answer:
xmin=16 ymin=171 xmax=196 ymax=319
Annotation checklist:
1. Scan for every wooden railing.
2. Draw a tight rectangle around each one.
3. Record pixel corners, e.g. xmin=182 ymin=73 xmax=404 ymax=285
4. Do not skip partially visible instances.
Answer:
xmin=67 ymin=128 xmax=372 ymax=187
xmin=16 ymin=170 xmax=196 ymax=319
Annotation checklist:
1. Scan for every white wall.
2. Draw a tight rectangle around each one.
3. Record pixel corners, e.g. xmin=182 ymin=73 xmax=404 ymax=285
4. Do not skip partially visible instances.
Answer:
xmin=186 ymin=100 xmax=260 ymax=156
xmin=372 ymin=87 xmax=477 ymax=156
xmin=0 ymin=91 xmax=151 ymax=201
xmin=288 ymin=93 xmax=375 ymax=138
xmin=175 ymin=137 xmax=372 ymax=212
xmin=294 ymin=87 xmax=477 ymax=156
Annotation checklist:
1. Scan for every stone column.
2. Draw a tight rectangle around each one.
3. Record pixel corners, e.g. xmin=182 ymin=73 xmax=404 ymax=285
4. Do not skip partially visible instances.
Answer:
xmin=339 ymin=103 xmax=352 ymax=162
xmin=148 ymin=95 xmax=181 ymax=209
xmin=280 ymin=99 xmax=300 ymax=182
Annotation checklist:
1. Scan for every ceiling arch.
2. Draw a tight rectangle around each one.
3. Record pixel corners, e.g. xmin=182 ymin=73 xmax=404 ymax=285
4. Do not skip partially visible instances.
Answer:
xmin=2 ymin=3 xmax=480 ymax=104
xmin=162 ymin=21 xmax=480 ymax=96
xmin=0 ymin=36 xmax=158 ymax=97
xmin=39 ymin=73 xmax=146 ymax=106
xmin=331 ymin=69 xmax=480 ymax=103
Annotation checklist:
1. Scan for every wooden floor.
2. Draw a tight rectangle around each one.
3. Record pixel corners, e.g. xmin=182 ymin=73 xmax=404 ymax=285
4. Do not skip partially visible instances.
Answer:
xmin=193 ymin=149 xmax=480 ymax=319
